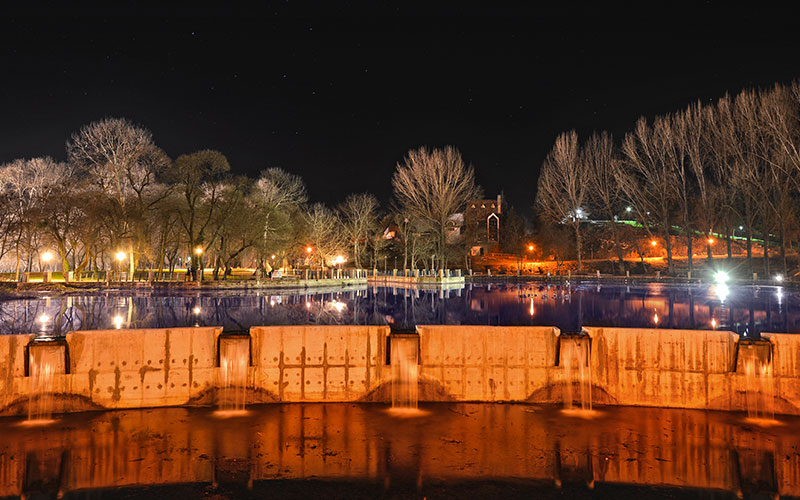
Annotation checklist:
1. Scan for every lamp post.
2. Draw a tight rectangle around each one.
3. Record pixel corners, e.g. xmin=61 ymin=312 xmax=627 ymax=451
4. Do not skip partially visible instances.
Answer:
xmin=41 ymin=251 xmax=53 ymax=282
xmin=195 ymin=247 xmax=203 ymax=281
xmin=115 ymin=251 xmax=126 ymax=282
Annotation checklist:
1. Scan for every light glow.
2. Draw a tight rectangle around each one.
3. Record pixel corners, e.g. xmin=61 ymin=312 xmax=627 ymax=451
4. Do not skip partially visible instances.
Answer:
xmin=38 ymin=314 xmax=50 ymax=324
xmin=650 ymin=240 xmax=657 ymax=247
xmin=115 ymin=251 xmax=126 ymax=261
xmin=192 ymin=306 xmax=201 ymax=315
xmin=113 ymin=315 xmax=124 ymax=329
xmin=527 ymin=244 xmax=534 ymax=251
xmin=306 ymin=246 xmax=313 ymax=253
xmin=775 ymin=274 xmax=784 ymax=282
xmin=711 ymin=318 xmax=717 ymax=329
xmin=707 ymin=238 xmax=714 ymax=244
xmin=41 ymin=251 xmax=53 ymax=262
xmin=714 ymin=271 xmax=729 ymax=284
xmin=195 ymin=247 xmax=203 ymax=255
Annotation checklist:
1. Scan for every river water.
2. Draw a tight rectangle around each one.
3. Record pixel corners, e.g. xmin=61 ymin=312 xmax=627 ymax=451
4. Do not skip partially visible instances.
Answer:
xmin=0 ymin=281 xmax=797 ymax=337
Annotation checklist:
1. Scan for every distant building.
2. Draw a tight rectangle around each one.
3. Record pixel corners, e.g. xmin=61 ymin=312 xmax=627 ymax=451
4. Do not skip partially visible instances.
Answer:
xmin=464 ymin=194 xmax=502 ymax=256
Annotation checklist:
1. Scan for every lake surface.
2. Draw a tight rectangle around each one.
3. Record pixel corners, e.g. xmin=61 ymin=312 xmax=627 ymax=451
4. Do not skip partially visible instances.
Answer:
xmin=1 ymin=402 xmax=797 ymax=499
xmin=1 ymin=281 xmax=797 ymax=337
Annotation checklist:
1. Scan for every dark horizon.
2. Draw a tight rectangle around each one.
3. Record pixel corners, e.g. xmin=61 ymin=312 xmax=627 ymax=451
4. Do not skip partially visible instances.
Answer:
xmin=2 ymin=4 xmax=799 ymax=214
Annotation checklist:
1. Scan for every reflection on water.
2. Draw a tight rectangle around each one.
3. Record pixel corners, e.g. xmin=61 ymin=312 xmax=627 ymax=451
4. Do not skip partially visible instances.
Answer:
xmin=0 ymin=282 xmax=797 ymax=337
xmin=1 ymin=403 xmax=798 ymax=498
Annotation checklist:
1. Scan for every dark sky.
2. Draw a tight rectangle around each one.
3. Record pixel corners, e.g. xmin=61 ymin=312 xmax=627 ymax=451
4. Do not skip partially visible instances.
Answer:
xmin=2 ymin=4 xmax=799 ymax=214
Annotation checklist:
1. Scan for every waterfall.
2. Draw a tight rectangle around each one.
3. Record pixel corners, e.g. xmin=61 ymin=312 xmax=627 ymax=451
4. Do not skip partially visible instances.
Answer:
xmin=390 ymin=334 xmax=419 ymax=413
xmin=217 ymin=335 xmax=250 ymax=414
xmin=26 ymin=341 xmax=65 ymax=424
xmin=741 ymin=342 xmax=777 ymax=425
xmin=561 ymin=334 xmax=592 ymax=415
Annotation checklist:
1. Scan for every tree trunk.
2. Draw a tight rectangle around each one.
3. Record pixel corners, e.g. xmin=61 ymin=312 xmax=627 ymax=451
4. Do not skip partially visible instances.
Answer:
xmin=780 ymin=222 xmax=787 ymax=278
xmin=745 ymin=201 xmax=753 ymax=274
xmin=687 ymin=231 xmax=693 ymax=276
xmin=574 ymin=223 xmax=582 ymax=272
xmin=763 ymin=222 xmax=770 ymax=278
xmin=611 ymin=221 xmax=624 ymax=275
xmin=663 ymin=220 xmax=673 ymax=275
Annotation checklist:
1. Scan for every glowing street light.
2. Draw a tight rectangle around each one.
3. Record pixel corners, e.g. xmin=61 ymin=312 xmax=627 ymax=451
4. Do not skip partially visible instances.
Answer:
xmin=650 ymin=240 xmax=657 ymax=247
xmin=41 ymin=251 xmax=53 ymax=263
xmin=192 ymin=306 xmax=202 ymax=315
xmin=306 ymin=246 xmax=313 ymax=253
xmin=38 ymin=314 xmax=50 ymax=324
xmin=714 ymin=271 xmax=729 ymax=284
xmin=707 ymin=238 xmax=714 ymax=245
xmin=115 ymin=251 xmax=126 ymax=262
xmin=334 ymin=255 xmax=345 ymax=265
xmin=271 ymin=254 xmax=276 ymax=260
xmin=626 ymin=206 xmax=633 ymax=213
xmin=113 ymin=315 xmax=124 ymax=329
xmin=527 ymin=244 xmax=534 ymax=252
xmin=711 ymin=318 xmax=717 ymax=329
xmin=775 ymin=274 xmax=784 ymax=282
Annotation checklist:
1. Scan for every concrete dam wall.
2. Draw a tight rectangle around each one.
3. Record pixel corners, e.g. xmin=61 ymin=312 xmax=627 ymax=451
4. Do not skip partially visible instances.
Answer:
xmin=1 ymin=325 xmax=799 ymax=415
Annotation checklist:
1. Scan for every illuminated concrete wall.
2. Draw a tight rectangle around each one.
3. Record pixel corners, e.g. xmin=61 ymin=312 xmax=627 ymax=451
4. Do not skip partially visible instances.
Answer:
xmin=417 ymin=325 xmax=561 ymax=401
xmin=3 ymin=325 xmax=800 ymax=415
xmin=249 ymin=325 xmax=390 ymax=401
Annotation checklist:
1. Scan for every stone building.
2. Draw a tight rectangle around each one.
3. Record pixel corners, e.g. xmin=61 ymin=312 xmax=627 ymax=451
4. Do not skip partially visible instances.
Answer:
xmin=464 ymin=194 xmax=502 ymax=256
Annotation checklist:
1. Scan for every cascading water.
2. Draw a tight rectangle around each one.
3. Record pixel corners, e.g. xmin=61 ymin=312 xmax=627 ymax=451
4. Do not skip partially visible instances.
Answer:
xmin=25 ymin=341 xmax=65 ymax=425
xmin=390 ymin=334 xmax=420 ymax=415
xmin=216 ymin=335 xmax=250 ymax=416
xmin=741 ymin=341 xmax=778 ymax=426
xmin=560 ymin=334 xmax=593 ymax=416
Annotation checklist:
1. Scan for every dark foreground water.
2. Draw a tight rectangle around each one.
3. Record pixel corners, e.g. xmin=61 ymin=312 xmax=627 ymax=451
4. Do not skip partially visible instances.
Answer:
xmin=1 ymin=281 xmax=798 ymax=337
xmin=1 ymin=403 xmax=798 ymax=499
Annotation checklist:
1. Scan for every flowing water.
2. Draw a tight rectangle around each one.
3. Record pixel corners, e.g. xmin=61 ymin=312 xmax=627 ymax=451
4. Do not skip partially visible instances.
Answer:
xmin=24 ymin=341 xmax=64 ymax=425
xmin=560 ymin=334 xmax=593 ymax=416
xmin=217 ymin=335 xmax=250 ymax=415
xmin=390 ymin=334 xmax=420 ymax=415
xmin=741 ymin=341 xmax=778 ymax=426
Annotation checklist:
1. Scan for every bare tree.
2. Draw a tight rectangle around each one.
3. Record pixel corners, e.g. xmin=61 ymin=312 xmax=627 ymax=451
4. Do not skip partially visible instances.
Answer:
xmin=339 ymin=193 xmax=380 ymax=269
xmin=620 ymin=117 xmax=680 ymax=275
xmin=303 ymin=203 xmax=345 ymax=268
xmin=172 ymin=150 xmax=231 ymax=279
xmin=392 ymin=146 xmax=480 ymax=269
xmin=536 ymin=130 xmax=588 ymax=271
xmin=584 ymin=131 xmax=625 ymax=273
xmin=67 ymin=117 xmax=170 ymax=277
xmin=252 ymin=168 xmax=308 ymax=274
xmin=0 ymin=157 xmax=73 ymax=280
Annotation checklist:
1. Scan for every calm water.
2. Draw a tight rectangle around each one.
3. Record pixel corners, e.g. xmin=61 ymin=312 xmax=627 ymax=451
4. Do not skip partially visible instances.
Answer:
xmin=1 ymin=403 xmax=797 ymax=499
xmin=1 ymin=281 xmax=797 ymax=337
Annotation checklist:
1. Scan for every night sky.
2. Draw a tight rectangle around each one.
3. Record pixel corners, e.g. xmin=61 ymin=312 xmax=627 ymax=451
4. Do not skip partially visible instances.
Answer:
xmin=2 ymin=4 xmax=799 ymax=214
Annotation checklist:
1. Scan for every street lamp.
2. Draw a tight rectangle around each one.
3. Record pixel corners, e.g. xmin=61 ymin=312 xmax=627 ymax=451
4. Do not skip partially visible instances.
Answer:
xmin=41 ymin=251 xmax=53 ymax=274
xmin=195 ymin=247 xmax=203 ymax=281
xmin=115 ymin=251 xmax=126 ymax=281
xmin=650 ymin=240 xmax=657 ymax=247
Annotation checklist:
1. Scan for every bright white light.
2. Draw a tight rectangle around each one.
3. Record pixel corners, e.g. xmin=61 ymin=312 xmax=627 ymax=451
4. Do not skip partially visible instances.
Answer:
xmin=271 ymin=254 xmax=276 ymax=259
xmin=330 ymin=300 xmax=346 ymax=312
xmin=653 ymin=312 xmax=659 ymax=325
xmin=626 ymin=206 xmax=632 ymax=212
xmin=575 ymin=208 xmax=584 ymax=218
xmin=775 ymin=275 xmax=784 ymax=282
xmin=739 ymin=226 xmax=744 ymax=230
xmin=777 ymin=288 xmax=784 ymax=302
xmin=711 ymin=318 xmax=717 ymax=329
xmin=334 ymin=255 xmax=345 ymax=265
xmin=714 ymin=271 xmax=729 ymax=284
xmin=305 ymin=302 xmax=311 ymax=309
xmin=192 ymin=306 xmax=201 ymax=315
xmin=529 ymin=298 xmax=534 ymax=317
xmin=115 ymin=251 xmax=126 ymax=261
xmin=113 ymin=315 xmax=124 ymax=329
xmin=38 ymin=314 xmax=50 ymax=324
xmin=715 ymin=283 xmax=730 ymax=302
xmin=41 ymin=251 xmax=53 ymax=262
